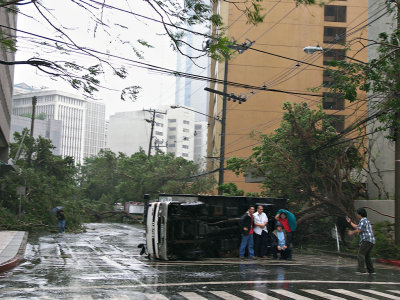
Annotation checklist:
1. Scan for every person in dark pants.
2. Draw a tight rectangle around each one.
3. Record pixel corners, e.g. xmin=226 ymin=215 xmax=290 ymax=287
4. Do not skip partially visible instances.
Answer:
xmin=239 ymin=205 xmax=255 ymax=259
xmin=346 ymin=208 xmax=375 ymax=275
xmin=56 ymin=209 xmax=66 ymax=233
xmin=253 ymin=205 xmax=268 ymax=258
xmin=271 ymin=222 xmax=292 ymax=260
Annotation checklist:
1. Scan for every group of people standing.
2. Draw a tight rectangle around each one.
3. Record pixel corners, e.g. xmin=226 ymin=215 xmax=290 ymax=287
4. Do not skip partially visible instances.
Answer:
xmin=239 ymin=205 xmax=294 ymax=260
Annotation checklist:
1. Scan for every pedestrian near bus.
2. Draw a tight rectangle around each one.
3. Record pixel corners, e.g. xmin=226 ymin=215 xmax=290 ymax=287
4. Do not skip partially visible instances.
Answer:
xmin=56 ymin=209 xmax=66 ymax=233
xmin=253 ymin=205 xmax=268 ymax=258
xmin=239 ymin=205 xmax=255 ymax=259
xmin=346 ymin=208 xmax=376 ymax=275
xmin=271 ymin=222 xmax=292 ymax=260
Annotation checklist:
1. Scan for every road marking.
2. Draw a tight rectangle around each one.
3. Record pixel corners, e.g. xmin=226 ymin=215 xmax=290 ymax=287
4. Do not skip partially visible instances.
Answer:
xmin=2 ymin=281 xmax=400 ymax=292
xmin=108 ymin=295 xmax=131 ymax=300
xmin=390 ymin=291 xmax=400 ymax=295
xmin=209 ymin=291 xmax=244 ymax=300
xmin=329 ymin=289 xmax=379 ymax=300
xmin=144 ymin=293 xmax=169 ymax=300
xmin=73 ymin=296 xmax=93 ymax=300
xmin=360 ymin=290 xmax=400 ymax=299
xmin=241 ymin=290 xmax=280 ymax=300
xmin=270 ymin=289 xmax=313 ymax=300
xmin=302 ymin=289 xmax=346 ymax=300
xmin=179 ymin=292 xmax=208 ymax=299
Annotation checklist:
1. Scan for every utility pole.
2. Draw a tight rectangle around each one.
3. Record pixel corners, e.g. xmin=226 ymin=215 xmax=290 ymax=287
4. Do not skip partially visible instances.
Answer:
xmin=27 ymin=96 xmax=37 ymax=167
xmin=205 ymin=40 xmax=253 ymax=194
xmin=395 ymin=1 xmax=400 ymax=247
xmin=30 ymin=96 xmax=37 ymax=137
xmin=144 ymin=109 xmax=166 ymax=158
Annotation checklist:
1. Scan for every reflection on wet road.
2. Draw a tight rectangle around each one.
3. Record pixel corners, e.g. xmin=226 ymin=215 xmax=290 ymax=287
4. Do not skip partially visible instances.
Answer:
xmin=0 ymin=223 xmax=400 ymax=299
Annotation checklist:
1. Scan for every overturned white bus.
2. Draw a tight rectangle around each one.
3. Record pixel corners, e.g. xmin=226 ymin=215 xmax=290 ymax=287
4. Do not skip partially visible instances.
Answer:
xmin=144 ymin=194 xmax=288 ymax=260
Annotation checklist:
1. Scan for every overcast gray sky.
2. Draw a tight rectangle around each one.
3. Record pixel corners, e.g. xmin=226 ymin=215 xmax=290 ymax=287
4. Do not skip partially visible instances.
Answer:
xmin=14 ymin=0 xmax=182 ymax=118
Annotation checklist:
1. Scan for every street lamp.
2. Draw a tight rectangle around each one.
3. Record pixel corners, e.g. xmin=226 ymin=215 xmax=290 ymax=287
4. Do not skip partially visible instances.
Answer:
xmin=303 ymin=45 xmax=366 ymax=64
xmin=170 ymin=105 xmax=222 ymax=122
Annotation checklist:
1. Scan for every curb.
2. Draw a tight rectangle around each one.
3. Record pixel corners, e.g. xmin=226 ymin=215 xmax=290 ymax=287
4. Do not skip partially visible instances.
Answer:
xmin=377 ymin=258 xmax=400 ymax=268
xmin=310 ymin=249 xmax=400 ymax=268
xmin=0 ymin=232 xmax=28 ymax=273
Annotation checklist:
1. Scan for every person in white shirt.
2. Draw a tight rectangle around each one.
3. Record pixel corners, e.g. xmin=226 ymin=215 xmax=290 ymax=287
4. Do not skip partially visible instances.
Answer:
xmin=253 ymin=205 xmax=268 ymax=258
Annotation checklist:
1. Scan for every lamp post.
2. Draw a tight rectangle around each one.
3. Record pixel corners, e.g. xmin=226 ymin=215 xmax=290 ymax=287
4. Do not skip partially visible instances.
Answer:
xmin=303 ymin=46 xmax=366 ymax=64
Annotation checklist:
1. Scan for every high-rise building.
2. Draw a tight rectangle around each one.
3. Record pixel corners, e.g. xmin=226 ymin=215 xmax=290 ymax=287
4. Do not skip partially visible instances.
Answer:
xmin=12 ymin=87 xmax=106 ymax=164
xmin=164 ymin=105 xmax=195 ymax=160
xmin=107 ymin=106 xmax=200 ymax=161
xmin=174 ymin=2 xmax=211 ymax=122
xmin=207 ymin=1 xmax=368 ymax=193
xmin=0 ymin=8 xmax=17 ymax=164
xmin=194 ymin=121 xmax=208 ymax=170
xmin=366 ymin=2 xmax=396 ymax=199
xmin=107 ymin=110 xmax=167 ymax=156
xmin=10 ymin=115 xmax=63 ymax=156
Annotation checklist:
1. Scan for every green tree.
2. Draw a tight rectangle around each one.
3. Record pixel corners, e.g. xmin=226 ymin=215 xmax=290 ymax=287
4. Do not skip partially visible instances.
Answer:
xmin=80 ymin=149 xmax=216 ymax=209
xmin=217 ymin=182 xmax=244 ymax=196
xmin=226 ymin=102 xmax=364 ymax=227
xmin=0 ymin=129 xmax=82 ymax=230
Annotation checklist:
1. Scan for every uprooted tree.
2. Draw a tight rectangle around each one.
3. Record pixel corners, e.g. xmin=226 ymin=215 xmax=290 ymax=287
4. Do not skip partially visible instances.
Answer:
xmin=226 ymin=102 xmax=365 ymax=228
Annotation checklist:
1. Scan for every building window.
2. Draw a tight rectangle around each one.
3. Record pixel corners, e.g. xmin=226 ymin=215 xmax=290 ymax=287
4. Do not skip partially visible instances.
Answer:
xmin=324 ymin=5 xmax=346 ymax=22
xmin=323 ymin=70 xmax=334 ymax=87
xmin=156 ymin=114 xmax=164 ymax=119
xmin=324 ymin=27 xmax=346 ymax=44
xmin=169 ymin=143 xmax=175 ymax=148
xmin=169 ymin=135 xmax=176 ymax=139
xmin=182 ymin=145 xmax=189 ymax=149
xmin=322 ymin=92 xmax=345 ymax=110
xmin=183 ymin=120 xmax=190 ymax=125
xmin=328 ymin=115 xmax=345 ymax=132
xmin=182 ymin=153 xmax=189 ymax=157
xmin=183 ymin=128 xmax=189 ymax=133
xmin=156 ymin=122 xmax=164 ymax=127
xmin=195 ymin=124 xmax=202 ymax=130
xmin=323 ymin=49 xmax=346 ymax=65
xmin=183 ymin=136 xmax=189 ymax=141
xmin=168 ymin=127 xmax=176 ymax=131
xmin=155 ymin=131 xmax=163 ymax=136
xmin=168 ymin=119 xmax=176 ymax=122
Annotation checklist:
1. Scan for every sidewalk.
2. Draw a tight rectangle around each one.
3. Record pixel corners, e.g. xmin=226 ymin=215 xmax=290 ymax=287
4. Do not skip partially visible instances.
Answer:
xmin=0 ymin=231 xmax=28 ymax=273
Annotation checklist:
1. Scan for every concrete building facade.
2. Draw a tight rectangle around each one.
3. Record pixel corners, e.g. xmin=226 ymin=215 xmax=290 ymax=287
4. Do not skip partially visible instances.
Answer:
xmin=12 ymin=88 xmax=106 ymax=164
xmin=10 ymin=115 xmax=63 ymax=156
xmin=0 ymin=8 xmax=17 ymax=163
xmin=207 ymin=0 xmax=369 ymax=193
xmin=194 ymin=121 xmax=208 ymax=169
xmin=164 ymin=106 xmax=196 ymax=160
xmin=107 ymin=110 xmax=167 ymax=156
xmin=366 ymin=1 xmax=396 ymax=199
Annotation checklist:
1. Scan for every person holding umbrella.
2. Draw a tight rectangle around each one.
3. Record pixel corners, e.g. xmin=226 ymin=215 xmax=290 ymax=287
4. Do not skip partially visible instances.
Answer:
xmin=275 ymin=209 xmax=296 ymax=246
xmin=51 ymin=206 xmax=65 ymax=233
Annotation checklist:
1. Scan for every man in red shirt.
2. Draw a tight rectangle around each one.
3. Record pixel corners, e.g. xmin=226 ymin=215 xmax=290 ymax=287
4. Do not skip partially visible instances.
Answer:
xmin=239 ymin=205 xmax=256 ymax=259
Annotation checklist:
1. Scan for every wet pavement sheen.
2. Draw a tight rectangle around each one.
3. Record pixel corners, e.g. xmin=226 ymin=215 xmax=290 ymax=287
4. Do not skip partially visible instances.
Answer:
xmin=0 ymin=223 xmax=400 ymax=299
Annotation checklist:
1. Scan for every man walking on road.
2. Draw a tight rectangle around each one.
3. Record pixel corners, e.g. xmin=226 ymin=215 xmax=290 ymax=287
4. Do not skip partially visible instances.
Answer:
xmin=346 ymin=208 xmax=375 ymax=275
xmin=253 ymin=205 xmax=268 ymax=258
xmin=239 ymin=205 xmax=255 ymax=259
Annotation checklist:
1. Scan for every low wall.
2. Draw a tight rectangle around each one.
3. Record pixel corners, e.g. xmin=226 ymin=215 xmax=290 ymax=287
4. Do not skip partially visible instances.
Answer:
xmin=354 ymin=200 xmax=395 ymax=224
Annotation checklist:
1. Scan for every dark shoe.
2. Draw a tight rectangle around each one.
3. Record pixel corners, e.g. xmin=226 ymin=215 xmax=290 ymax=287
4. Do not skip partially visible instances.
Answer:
xmin=250 ymin=256 xmax=257 ymax=260
xmin=239 ymin=256 xmax=245 ymax=260
xmin=355 ymin=271 xmax=368 ymax=275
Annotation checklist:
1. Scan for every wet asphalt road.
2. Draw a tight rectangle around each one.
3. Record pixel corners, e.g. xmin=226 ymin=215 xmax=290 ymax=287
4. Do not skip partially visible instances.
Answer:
xmin=0 ymin=223 xmax=400 ymax=299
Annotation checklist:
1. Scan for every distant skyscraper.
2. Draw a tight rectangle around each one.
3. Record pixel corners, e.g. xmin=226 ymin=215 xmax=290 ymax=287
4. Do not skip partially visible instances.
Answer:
xmin=12 ymin=86 xmax=106 ymax=164
xmin=174 ymin=6 xmax=211 ymax=122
